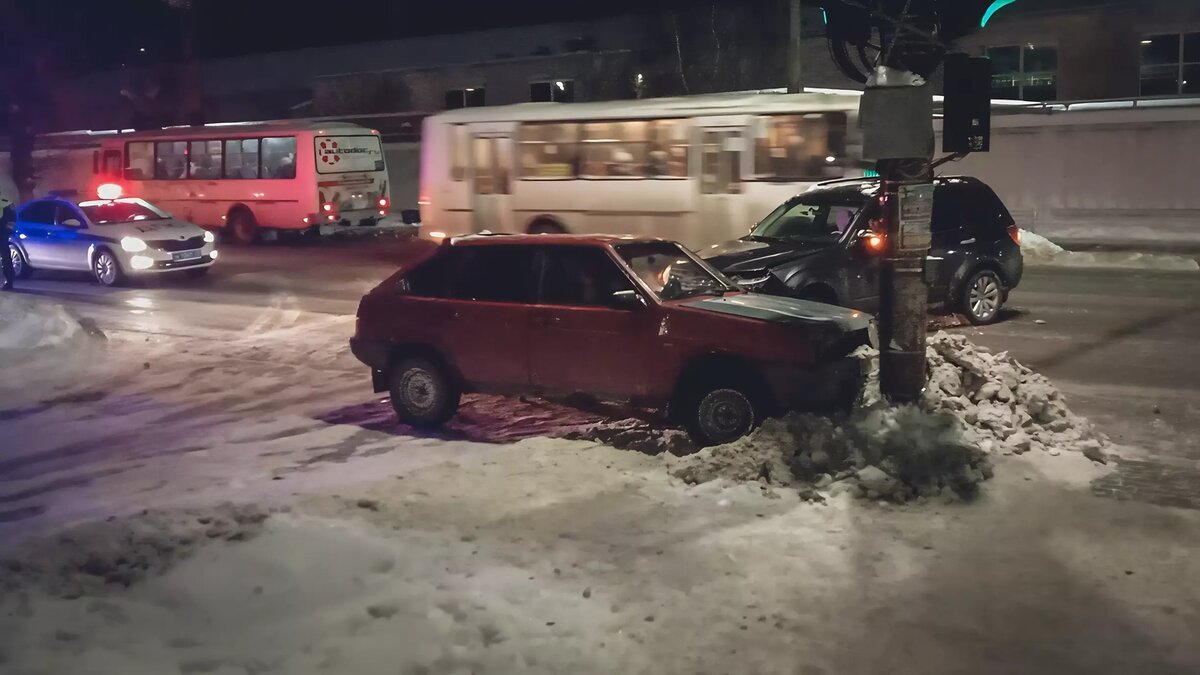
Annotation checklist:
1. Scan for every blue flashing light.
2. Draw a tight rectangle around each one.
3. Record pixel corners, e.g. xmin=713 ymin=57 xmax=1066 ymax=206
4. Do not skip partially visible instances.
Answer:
xmin=863 ymin=169 xmax=880 ymax=177
xmin=981 ymin=0 xmax=1018 ymax=27
xmin=822 ymin=9 xmax=827 ymax=24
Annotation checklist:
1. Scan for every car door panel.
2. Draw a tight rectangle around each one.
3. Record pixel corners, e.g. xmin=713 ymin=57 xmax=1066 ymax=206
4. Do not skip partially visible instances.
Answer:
xmin=442 ymin=246 xmax=534 ymax=389
xmin=528 ymin=247 xmax=652 ymax=399
xmin=51 ymin=204 xmax=95 ymax=271
xmin=15 ymin=202 xmax=58 ymax=267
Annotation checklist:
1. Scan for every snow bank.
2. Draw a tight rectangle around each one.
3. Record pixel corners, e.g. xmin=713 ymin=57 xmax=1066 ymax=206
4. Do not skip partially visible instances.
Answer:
xmin=0 ymin=293 xmax=84 ymax=354
xmin=0 ymin=503 xmax=272 ymax=602
xmin=1021 ymin=229 xmax=1199 ymax=271
xmin=672 ymin=333 xmax=1109 ymax=501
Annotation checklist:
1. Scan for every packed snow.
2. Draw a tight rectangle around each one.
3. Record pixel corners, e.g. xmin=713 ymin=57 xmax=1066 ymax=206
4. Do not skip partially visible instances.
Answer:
xmin=673 ymin=333 xmax=1109 ymax=501
xmin=1020 ymin=229 xmax=1199 ymax=271
xmin=0 ymin=293 xmax=85 ymax=356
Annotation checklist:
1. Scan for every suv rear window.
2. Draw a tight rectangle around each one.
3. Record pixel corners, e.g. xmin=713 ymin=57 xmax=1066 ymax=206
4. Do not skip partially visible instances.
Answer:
xmin=959 ymin=180 xmax=1014 ymax=237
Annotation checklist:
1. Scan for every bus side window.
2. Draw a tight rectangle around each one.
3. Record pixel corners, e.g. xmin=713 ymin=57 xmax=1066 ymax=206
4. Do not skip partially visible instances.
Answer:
xmin=449 ymin=125 xmax=468 ymax=181
xmin=262 ymin=137 xmax=296 ymax=179
xmin=126 ymin=142 xmax=154 ymax=180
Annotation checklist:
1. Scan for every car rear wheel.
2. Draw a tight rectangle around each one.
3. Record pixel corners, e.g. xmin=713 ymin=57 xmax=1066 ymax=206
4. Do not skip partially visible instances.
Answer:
xmin=9 ymin=243 xmax=31 ymax=279
xmin=92 ymin=249 xmax=125 ymax=287
xmin=960 ymin=269 xmax=1004 ymax=325
xmin=389 ymin=356 xmax=461 ymax=428
xmin=682 ymin=385 xmax=760 ymax=447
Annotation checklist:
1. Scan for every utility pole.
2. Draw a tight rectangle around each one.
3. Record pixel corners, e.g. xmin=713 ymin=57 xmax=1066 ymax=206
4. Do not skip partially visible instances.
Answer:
xmin=788 ymin=0 xmax=803 ymax=93
xmin=807 ymin=0 xmax=997 ymax=403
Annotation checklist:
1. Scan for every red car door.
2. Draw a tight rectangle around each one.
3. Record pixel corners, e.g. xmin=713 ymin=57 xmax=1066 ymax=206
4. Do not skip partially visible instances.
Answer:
xmin=442 ymin=245 xmax=536 ymax=388
xmin=528 ymin=245 xmax=654 ymax=399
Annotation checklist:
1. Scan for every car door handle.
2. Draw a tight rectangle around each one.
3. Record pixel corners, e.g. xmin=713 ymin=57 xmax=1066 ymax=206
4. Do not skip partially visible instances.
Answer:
xmin=960 ymin=238 xmax=976 ymax=245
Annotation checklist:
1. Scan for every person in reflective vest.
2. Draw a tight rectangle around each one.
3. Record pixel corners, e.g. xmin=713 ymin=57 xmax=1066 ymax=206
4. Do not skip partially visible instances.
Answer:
xmin=1 ymin=198 xmax=16 ymax=290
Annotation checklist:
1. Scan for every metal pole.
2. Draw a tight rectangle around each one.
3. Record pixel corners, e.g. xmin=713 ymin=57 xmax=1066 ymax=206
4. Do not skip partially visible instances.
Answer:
xmin=788 ymin=0 xmax=803 ymax=93
xmin=876 ymin=161 xmax=930 ymax=404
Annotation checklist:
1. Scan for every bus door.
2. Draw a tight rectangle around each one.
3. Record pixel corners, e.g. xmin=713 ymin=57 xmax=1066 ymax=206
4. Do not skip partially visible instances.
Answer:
xmin=469 ymin=134 xmax=513 ymax=234
xmin=694 ymin=119 xmax=746 ymax=244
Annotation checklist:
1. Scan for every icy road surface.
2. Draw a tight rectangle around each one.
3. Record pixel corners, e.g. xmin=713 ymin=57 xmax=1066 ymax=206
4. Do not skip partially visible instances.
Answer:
xmin=1 ymin=239 xmax=1198 ymax=675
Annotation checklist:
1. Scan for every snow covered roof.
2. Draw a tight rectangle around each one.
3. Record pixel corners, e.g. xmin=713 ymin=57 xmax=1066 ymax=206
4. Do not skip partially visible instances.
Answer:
xmin=429 ymin=92 xmax=865 ymax=124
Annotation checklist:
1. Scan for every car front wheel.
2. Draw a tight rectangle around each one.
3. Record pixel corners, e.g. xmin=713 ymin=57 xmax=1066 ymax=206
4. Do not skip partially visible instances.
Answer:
xmin=960 ymin=269 xmax=1005 ymax=325
xmin=389 ymin=356 xmax=461 ymax=428
xmin=683 ymin=385 xmax=760 ymax=447
xmin=93 ymin=249 xmax=126 ymax=287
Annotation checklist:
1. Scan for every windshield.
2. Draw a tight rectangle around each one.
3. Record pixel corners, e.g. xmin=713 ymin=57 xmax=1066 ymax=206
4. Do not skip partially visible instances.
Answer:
xmin=78 ymin=198 xmax=170 ymax=225
xmin=615 ymin=241 xmax=737 ymax=301
xmin=751 ymin=191 xmax=873 ymax=244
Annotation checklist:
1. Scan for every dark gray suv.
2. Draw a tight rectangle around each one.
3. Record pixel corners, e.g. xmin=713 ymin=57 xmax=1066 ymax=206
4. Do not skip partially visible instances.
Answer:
xmin=701 ymin=176 xmax=1024 ymax=324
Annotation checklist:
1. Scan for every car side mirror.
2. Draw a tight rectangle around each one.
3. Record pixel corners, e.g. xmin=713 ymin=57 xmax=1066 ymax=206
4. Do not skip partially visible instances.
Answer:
xmin=61 ymin=218 xmax=83 ymax=228
xmin=610 ymin=289 xmax=646 ymax=309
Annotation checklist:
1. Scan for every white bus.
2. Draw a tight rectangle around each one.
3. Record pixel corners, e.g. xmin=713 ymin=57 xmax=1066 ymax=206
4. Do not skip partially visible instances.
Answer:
xmin=418 ymin=92 xmax=864 ymax=249
xmin=94 ymin=121 xmax=392 ymax=242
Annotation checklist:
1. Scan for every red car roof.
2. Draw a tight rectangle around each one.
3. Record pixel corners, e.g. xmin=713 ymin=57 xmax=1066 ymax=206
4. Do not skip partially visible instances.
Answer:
xmin=449 ymin=233 xmax=668 ymax=247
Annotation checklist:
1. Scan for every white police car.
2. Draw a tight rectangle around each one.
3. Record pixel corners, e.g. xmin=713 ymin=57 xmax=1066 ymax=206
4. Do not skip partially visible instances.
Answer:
xmin=7 ymin=184 xmax=218 ymax=287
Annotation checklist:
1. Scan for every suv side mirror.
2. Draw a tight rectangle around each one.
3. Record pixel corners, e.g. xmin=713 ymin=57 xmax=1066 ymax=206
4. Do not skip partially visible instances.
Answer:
xmin=610 ymin=289 xmax=646 ymax=309
xmin=61 ymin=218 xmax=83 ymax=228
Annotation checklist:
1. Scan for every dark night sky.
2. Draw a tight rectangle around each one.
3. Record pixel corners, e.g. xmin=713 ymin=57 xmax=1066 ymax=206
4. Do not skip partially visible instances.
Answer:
xmin=12 ymin=0 xmax=1115 ymax=76
xmin=12 ymin=0 xmax=703 ymax=74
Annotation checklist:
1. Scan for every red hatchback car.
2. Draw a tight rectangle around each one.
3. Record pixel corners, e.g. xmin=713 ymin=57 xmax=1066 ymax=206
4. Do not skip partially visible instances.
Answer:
xmin=351 ymin=235 xmax=874 ymax=445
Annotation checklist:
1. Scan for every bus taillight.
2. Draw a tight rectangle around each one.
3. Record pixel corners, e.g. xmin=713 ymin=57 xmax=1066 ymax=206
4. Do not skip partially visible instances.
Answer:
xmin=377 ymin=197 xmax=389 ymax=209
xmin=322 ymin=202 xmax=334 ymax=213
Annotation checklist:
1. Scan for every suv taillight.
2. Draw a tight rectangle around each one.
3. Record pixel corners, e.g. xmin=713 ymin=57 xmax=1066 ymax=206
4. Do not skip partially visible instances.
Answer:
xmin=1008 ymin=225 xmax=1021 ymax=245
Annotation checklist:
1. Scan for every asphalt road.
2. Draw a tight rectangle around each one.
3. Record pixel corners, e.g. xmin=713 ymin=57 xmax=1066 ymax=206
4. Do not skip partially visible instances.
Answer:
xmin=11 ymin=239 xmax=1200 ymax=462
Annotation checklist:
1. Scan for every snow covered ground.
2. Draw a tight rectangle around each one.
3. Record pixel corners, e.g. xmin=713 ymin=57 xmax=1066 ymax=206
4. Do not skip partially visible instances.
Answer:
xmin=1021 ymin=230 xmax=1200 ymax=271
xmin=1 ymin=293 xmax=1199 ymax=674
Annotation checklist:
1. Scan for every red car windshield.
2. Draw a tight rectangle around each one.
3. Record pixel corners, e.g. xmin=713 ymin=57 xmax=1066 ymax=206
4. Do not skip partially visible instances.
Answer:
xmin=78 ymin=199 xmax=169 ymax=225
xmin=615 ymin=242 xmax=736 ymax=301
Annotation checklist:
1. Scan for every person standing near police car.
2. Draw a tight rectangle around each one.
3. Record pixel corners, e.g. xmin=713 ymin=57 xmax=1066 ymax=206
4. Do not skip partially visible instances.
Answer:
xmin=1 ymin=197 xmax=17 ymax=290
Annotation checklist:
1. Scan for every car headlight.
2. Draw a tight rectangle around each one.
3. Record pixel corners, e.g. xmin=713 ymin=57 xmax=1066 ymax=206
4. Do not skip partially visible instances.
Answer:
xmin=121 ymin=236 xmax=148 ymax=253
xmin=203 ymin=230 xmax=215 ymax=244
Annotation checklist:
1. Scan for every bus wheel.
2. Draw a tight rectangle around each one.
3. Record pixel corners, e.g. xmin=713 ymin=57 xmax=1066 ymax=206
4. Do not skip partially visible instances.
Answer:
xmin=228 ymin=208 xmax=259 ymax=244
xmin=527 ymin=219 xmax=566 ymax=235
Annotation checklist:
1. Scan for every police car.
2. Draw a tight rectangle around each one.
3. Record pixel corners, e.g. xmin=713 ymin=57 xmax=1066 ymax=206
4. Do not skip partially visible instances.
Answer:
xmin=6 ymin=184 xmax=218 ymax=286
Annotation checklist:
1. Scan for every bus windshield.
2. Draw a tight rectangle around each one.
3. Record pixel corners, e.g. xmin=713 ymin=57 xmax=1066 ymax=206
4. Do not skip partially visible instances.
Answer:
xmin=79 ymin=198 xmax=170 ymax=224
xmin=615 ymin=241 xmax=737 ymax=301
xmin=750 ymin=189 xmax=875 ymax=244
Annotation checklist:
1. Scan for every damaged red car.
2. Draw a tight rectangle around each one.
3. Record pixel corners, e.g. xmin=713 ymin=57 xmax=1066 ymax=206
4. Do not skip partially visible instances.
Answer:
xmin=351 ymin=235 xmax=875 ymax=446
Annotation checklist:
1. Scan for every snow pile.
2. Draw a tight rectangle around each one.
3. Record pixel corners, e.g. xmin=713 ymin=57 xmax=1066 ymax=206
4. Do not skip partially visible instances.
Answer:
xmin=1021 ymin=229 xmax=1199 ymax=271
xmin=0 ymin=504 xmax=272 ymax=601
xmin=672 ymin=333 xmax=1108 ymax=501
xmin=0 ymin=293 xmax=84 ymax=355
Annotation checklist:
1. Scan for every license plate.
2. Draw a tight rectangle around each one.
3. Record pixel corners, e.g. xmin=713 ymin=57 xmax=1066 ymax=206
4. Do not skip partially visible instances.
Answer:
xmin=172 ymin=250 xmax=202 ymax=261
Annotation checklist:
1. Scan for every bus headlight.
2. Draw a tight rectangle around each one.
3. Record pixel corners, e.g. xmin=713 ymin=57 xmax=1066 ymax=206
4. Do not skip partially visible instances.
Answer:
xmin=121 ymin=236 xmax=148 ymax=253
xmin=203 ymin=231 xmax=215 ymax=244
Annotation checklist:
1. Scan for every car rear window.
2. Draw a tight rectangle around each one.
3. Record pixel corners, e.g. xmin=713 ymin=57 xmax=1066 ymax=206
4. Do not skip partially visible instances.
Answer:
xmin=452 ymin=246 xmax=536 ymax=303
xmin=959 ymin=180 xmax=1014 ymax=237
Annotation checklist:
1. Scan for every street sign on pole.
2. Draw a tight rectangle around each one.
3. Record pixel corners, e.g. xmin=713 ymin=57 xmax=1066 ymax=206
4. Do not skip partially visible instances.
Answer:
xmin=898 ymin=183 xmax=934 ymax=251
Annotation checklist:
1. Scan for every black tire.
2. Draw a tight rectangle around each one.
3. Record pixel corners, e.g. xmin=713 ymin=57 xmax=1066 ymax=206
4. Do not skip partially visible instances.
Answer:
xmin=227 ymin=208 xmax=259 ymax=244
xmin=8 ymin=242 xmax=32 ymax=279
xmin=959 ymin=268 xmax=1005 ymax=325
xmin=680 ymin=383 xmax=761 ymax=447
xmin=389 ymin=356 xmax=461 ymax=428
xmin=527 ymin=219 xmax=566 ymax=235
xmin=92 ymin=248 xmax=126 ymax=287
